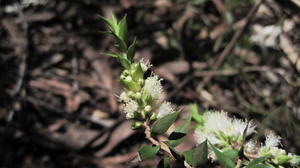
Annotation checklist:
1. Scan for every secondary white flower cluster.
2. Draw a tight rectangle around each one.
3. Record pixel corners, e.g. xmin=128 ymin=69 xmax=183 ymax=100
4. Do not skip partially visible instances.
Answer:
xmin=194 ymin=111 xmax=256 ymax=146
xmin=245 ymin=132 xmax=299 ymax=166
xmin=194 ymin=111 xmax=299 ymax=166
xmin=119 ymin=61 xmax=175 ymax=119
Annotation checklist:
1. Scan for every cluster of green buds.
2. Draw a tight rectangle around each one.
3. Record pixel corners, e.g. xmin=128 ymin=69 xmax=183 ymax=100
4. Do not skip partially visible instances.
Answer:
xmin=99 ymin=14 xmax=175 ymax=125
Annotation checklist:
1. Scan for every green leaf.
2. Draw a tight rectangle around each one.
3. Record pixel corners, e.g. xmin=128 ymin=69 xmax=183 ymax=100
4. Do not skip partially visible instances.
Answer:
xmin=209 ymin=142 xmax=235 ymax=168
xmin=157 ymin=157 xmax=170 ymax=168
xmin=245 ymin=157 xmax=267 ymax=168
xmin=192 ymin=140 xmax=208 ymax=167
xmin=167 ymin=115 xmax=191 ymax=147
xmin=97 ymin=15 xmax=114 ymax=30
xmin=117 ymin=55 xmax=131 ymax=69
xmin=251 ymin=164 xmax=274 ymax=168
xmin=111 ymin=32 xmax=127 ymax=53
xmin=223 ymin=149 xmax=238 ymax=160
xmin=98 ymin=30 xmax=113 ymax=35
xmin=164 ymin=141 xmax=183 ymax=161
xmin=117 ymin=14 xmax=128 ymax=41
xmin=138 ymin=145 xmax=160 ymax=161
xmin=127 ymin=38 xmax=137 ymax=61
xmin=104 ymin=53 xmax=119 ymax=58
xmin=111 ymin=13 xmax=118 ymax=29
xmin=239 ymin=122 xmax=249 ymax=154
xmin=183 ymin=149 xmax=194 ymax=166
xmin=189 ymin=104 xmax=203 ymax=125
xmin=151 ymin=111 xmax=180 ymax=135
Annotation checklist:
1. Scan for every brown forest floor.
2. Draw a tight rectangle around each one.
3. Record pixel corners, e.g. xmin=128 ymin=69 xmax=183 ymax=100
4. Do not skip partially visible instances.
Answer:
xmin=0 ymin=0 xmax=300 ymax=167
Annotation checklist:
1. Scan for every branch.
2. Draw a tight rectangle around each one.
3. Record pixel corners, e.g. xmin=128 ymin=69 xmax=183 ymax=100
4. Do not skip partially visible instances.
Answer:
xmin=143 ymin=121 xmax=192 ymax=168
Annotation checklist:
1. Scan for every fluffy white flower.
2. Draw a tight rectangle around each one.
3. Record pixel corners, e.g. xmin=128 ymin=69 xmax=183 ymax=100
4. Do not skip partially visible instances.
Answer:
xmin=119 ymin=92 xmax=130 ymax=103
xmin=194 ymin=129 xmax=220 ymax=145
xmin=157 ymin=102 xmax=175 ymax=118
xmin=269 ymin=147 xmax=286 ymax=157
xmin=203 ymin=111 xmax=256 ymax=137
xmin=288 ymin=153 xmax=300 ymax=166
xmin=144 ymin=74 xmax=165 ymax=101
xmin=123 ymin=99 xmax=138 ymax=119
xmin=265 ymin=132 xmax=281 ymax=148
xmin=245 ymin=140 xmax=258 ymax=154
xmin=140 ymin=59 xmax=152 ymax=72
xmin=194 ymin=111 xmax=256 ymax=146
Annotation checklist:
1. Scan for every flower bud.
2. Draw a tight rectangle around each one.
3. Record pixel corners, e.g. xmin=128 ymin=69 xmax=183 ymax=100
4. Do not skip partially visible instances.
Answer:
xmin=132 ymin=121 xmax=143 ymax=129
xmin=138 ymin=79 xmax=144 ymax=86
xmin=144 ymin=105 xmax=152 ymax=112
xmin=122 ymin=69 xmax=130 ymax=76
xmin=150 ymin=113 xmax=157 ymax=121
xmin=134 ymin=92 xmax=142 ymax=99
xmin=127 ymin=91 xmax=135 ymax=98
xmin=120 ymin=75 xmax=141 ymax=91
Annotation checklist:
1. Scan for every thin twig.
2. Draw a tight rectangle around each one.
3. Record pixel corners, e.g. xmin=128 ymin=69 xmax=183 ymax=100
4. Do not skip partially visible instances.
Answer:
xmin=143 ymin=121 xmax=192 ymax=168
xmin=198 ymin=0 xmax=265 ymax=89
xmin=235 ymin=159 xmax=242 ymax=168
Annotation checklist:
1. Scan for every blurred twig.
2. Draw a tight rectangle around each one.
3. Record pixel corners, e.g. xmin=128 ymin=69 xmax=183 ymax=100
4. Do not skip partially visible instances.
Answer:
xmin=198 ymin=0 xmax=266 ymax=89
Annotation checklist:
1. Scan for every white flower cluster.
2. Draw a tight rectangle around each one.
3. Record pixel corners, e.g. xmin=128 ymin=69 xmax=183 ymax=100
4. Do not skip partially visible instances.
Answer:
xmin=119 ymin=63 xmax=174 ymax=119
xmin=244 ymin=132 xmax=300 ymax=166
xmin=194 ymin=111 xmax=299 ymax=167
xmin=194 ymin=111 xmax=256 ymax=145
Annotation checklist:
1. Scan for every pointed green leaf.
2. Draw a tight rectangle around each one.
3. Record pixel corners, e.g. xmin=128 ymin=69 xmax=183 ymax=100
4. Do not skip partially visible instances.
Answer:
xmin=189 ymin=104 xmax=203 ymax=125
xmin=117 ymin=14 xmax=128 ymax=41
xmin=157 ymin=157 xmax=170 ymax=168
xmin=223 ymin=149 xmax=238 ymax=160
xmin=251 ymin=164 xmax=274 ymax=168
xmin=183 ymin=149 xmax=194 ymax=166
xmin=193 ymin=140 xmax=208 ymax=167
xmin=167 ymin=115 xmax=191 ymax=147
xmin=104 ymin=53 xmax=119 ymax=58
xmin=127 ymin=37 xmax=137 ymax=61
xmin=111 ymin=13 xmax=118 ymax=28
xmin=239 ymin=122 xmax=249 ymax=154
xmin=110 ymin=32 xmax=127 ymax=53
xmin=138 ymin=145 xmax=160 ymax=161
xmin=151 ymin=111 xmax=180 ymax=135
xmin=117 ymin=55 xmax=131 ymax=69
xmin=209 ymin=142 xmax=235 ymax=168
xmin=164 ymin=141 xmax=183 ymax=161
xmin=245 ymin=157 xmax=267 ymax=168
xmin=98 ymin=30 xmax=113 ymax=35
xmin=97 ymin=15 xmax=114 ymax=29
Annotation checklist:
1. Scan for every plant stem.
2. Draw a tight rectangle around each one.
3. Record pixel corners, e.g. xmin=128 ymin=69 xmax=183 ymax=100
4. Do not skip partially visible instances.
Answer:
xmin=143 ymin=121 xmax=192 ymax=168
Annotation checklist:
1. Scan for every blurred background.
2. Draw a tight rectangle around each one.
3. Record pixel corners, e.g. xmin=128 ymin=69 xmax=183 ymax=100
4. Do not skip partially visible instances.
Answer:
xmin=0 ymin=0 xmax=299 ymax=167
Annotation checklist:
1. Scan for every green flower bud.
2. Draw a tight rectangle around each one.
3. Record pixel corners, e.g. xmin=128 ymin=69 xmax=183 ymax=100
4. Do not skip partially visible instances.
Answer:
xmin=132 ymin=121 xmax=143 ymax=129
xmin=150 ymin=113 xmax=157 ymax=121
xmin=122 ymin=69 xmax=130 ymax=76
xmin=120 ymin=75 xmax=141 ymax=91
xmin=138 ymin=79 xmax=144 ymax=86
xmin=134 ymin=92 xmax=142 ymax=99
xmin=127 ymin=91 xmax=135 ymax=98
xmin=140 ymin=110 xmax=146 ymax=119
xmin=144 ymin=105 xmax=152 ymax=112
